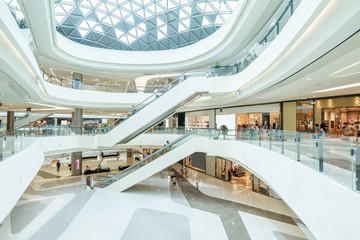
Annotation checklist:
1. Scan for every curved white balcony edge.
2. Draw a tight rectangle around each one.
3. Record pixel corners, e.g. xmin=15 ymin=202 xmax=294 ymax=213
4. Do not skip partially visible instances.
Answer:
xmin=19 ymin=0 xmax=282 ymax=72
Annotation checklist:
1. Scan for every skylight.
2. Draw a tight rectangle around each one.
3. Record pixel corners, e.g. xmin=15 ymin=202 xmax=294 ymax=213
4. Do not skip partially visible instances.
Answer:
xmin=51 ymin=0 xmax=240 ymax=51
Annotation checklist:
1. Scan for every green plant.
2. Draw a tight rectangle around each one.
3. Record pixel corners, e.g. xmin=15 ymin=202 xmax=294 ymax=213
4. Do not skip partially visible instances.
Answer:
xmin=220 ymin=125 xmax=228 ymax=140
xmin=220 ymin=125 xmax=228 ymax=133
xmin=212 ymin=62 xmax=221 ymax=76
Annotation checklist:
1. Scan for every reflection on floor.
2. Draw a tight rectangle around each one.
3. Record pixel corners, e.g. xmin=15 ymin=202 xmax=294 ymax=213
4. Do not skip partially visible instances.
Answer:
xmin=172 ymin=164 xmax=297 ymax=217
xmin=0 ymin=164 xmax=310 ymax=240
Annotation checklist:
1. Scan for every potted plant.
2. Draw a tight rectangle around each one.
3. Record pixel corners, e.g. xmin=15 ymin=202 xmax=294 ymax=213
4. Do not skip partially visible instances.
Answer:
xmin=211 ymin=62 xmax=221 ymax=76
xmin=220 ymin=125 xmax=228 ymax=139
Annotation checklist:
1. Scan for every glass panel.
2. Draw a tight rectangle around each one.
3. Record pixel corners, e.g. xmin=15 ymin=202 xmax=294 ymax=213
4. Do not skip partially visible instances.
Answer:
xmin=211 ymin=0 xmax=303 ymax=77
xmin=53 ymin=0 xmax=241 ymax=51
xmin=227 ymin=129 xmax=359 ymax=193
xmin=95 ymin=128 xmax=220 ymax=187
xmin=91 ymin=69 xmax=211 ymax=134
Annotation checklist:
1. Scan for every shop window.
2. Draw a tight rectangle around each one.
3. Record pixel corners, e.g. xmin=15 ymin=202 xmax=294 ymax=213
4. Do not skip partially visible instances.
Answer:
xmin=296 ymin=101 xmax=313 ymax=132
xmin=322 ymin=107 xmax=360 ymax=135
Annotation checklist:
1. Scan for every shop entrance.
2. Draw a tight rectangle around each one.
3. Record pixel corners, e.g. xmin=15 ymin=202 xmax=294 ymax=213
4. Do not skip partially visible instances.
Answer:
xmin=296 ymin=101 xmax=314 ymax=132
xmin=322 ymin=107 xmax=360 ymax=136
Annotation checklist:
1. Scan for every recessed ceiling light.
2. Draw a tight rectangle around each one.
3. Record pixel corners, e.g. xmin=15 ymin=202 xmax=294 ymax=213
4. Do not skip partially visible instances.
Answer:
xmin=307 ymin=78 xmax=311 ymax=81
xmin=313 ymin=82 xmax=360 ymax=93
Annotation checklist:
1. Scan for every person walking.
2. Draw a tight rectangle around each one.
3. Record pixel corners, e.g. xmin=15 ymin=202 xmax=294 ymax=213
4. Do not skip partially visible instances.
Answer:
xmin=184 ymin=166 xmax=188 ymax=178
xmin=160 ymin=170 xmax=164 ymax=179
xmin=56 ymin=160 xmax=61 ymax=172
xmin=179 ymin=169 xmax=183 ymax=180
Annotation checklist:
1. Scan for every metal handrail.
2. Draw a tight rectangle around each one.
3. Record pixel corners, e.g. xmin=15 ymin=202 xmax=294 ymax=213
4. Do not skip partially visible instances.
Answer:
xmin=94 ymin=128 xmax=220 ymax=187
xmin=92 ymin=68 xmax=211 ymax=134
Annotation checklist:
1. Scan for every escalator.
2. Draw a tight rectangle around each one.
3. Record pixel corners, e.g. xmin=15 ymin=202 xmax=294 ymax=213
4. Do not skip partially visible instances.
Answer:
xmin=95 ymin=69 xmax=211 ymax=147
xmin=95 ymin=129 xmax=219 ymax=192
xmin=15 ymin=113 xmax=51 ymax=129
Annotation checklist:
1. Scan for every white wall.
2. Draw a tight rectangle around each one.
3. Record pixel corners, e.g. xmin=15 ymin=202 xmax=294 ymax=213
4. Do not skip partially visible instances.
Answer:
xmin=216 ymin=114 xmax=236 ymax=130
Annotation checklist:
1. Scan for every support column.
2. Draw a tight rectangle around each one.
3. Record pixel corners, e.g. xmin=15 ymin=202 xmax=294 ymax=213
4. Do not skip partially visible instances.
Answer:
xmin=126 ymin=149 xmax=135 ymax=166
xmin=71 ymin=106 xmax=83 ymax=176
xmin=71 ymin=152 xmax=82 ymax=176
xmin=6 ymin=111 xmax=14 ymax=134
xmin=252 ymin=175 xmax=259 ymax=191
xmin=205 ymin=155 xmax=215 ymax=177
xmin=209 ymin=109 xmax=216 ymax=129
xmin=225 ymin=159 xmax=232 ymax=181
xmin=72 ymin=72 xmax=83 ymax=90
xmin=72 ymin=108 xmax=83 ymax=134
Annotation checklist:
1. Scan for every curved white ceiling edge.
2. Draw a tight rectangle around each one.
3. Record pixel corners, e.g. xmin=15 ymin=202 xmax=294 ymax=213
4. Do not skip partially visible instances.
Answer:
xmin=20 ymin=0 xmax=283 ymax=73
xmin=186 ymin=0 xmax=360 ymax=109
xmin=5 ymin=0 xmax=354 ymax=112
xmin=0 ymin=4 xmax=152 ymax=109
xmin=0 ymin=0 xmax=328 ymax=110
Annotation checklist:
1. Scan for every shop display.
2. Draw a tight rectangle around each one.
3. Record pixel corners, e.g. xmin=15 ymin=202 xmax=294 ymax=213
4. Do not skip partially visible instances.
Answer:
xmin=185 ymin=116 xmax=209 ymax=129
xmin=236 ymin=112 xmax=280 ymax=129
xmin=296 ymin=101 xmax=313 ymax=132
xmin=322 ymin=107 xmax=360 ymax=136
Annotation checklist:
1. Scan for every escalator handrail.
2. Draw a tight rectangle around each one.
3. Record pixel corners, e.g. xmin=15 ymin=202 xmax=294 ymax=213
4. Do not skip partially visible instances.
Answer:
xmin=92 ymin=68 xmax=211 ymax=134
xmin=96 ymin=128 xmax=219 ymax=186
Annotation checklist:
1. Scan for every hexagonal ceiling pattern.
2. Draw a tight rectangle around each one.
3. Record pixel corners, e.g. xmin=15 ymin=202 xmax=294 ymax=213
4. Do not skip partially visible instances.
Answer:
xmin=53 ymin=0 xmax=240 ymax=51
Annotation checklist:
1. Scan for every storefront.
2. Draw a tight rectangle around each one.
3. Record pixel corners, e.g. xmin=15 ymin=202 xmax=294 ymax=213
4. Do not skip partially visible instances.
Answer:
xmin=315 ymin=96 xmax=360 ymax=135
xmin=321 ymin=107 xmax=360 ymax=135
xmin=216 ymin=103 xmax=281 ymax=130
xmin=185 ymin=110 xmax=215 ymax=130
xmin=296 ymin=101 xmax=314 ymax=132
xmin=236 ymin=112 xmax=280 ymax=129
xmin=283 ymin=96 xmax=360 ymax=135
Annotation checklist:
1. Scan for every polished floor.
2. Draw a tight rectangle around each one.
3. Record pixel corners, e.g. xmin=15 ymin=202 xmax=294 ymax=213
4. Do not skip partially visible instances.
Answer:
xmin=0 ymin=163 xmax=310 ymax=240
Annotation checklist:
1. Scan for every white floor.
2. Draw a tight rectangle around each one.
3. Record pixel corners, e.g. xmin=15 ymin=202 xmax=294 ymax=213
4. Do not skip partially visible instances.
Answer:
xmin=172 ymin=164 xmax=297 ymax=218
xmin=0 ymin=166 xmax=310 ymax=240
xmin=59 ymin=175 xmax=227 ymax=240
xmin=238 ymin=211 xmax=307 ymax=240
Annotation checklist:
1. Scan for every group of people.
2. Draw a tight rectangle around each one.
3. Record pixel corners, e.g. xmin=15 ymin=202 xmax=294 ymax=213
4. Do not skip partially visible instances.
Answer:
xmin=237 ymin=120 xmax=279 ymax=133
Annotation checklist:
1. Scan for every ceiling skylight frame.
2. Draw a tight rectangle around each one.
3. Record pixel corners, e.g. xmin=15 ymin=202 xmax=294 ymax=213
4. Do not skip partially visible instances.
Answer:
xmin=49 ymin=0 xmax=240 ymax=51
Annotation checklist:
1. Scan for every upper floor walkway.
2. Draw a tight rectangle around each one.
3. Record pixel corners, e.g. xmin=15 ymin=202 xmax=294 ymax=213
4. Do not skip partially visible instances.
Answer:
xmin=1 ymin=128 xmax=360 ymax=239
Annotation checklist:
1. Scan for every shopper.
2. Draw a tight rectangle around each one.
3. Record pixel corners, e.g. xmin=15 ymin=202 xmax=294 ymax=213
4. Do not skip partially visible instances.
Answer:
xmin=160 ymin=170 xmax=164 ymax=178
xmin=56 ymin=160 xmax=61 ymax=172
xmin=184 ymin=166 xmax=188 ymax=178
xmin=179 ymin=169 xmax=183 ymax=179
xmin=228 ymin=169 xmax=232 ymax=181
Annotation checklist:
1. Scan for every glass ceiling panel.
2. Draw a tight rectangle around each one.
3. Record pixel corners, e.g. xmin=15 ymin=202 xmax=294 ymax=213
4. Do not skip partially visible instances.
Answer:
xmin=53 ymin=0 xmax=241 ymax=51
xmin=6 ymin=0 xmax=27 ymax=28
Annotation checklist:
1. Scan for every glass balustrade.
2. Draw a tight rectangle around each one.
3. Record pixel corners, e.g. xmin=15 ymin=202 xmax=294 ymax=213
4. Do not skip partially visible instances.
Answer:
xmin=222 ymin=128 xmax=359 ymax=192
xmin=91 ymin=69 xmax=211 ymax=134
xmin=42 ymin=72 xmax=167 ymax=93
xmin=0 ymin=125 xmax=88 ymax=161
xmin=94 ymin=128 xmax=220 ymax=188
xmin=210 ymin=0 xmax=302 ymax=77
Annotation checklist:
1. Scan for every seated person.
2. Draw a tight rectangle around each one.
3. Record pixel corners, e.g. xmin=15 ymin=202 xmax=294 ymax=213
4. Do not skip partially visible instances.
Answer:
xmin=96 ymin=164 xmax=102 ymax=172
xmin=85 ymin=165 xmax=90 ymax=171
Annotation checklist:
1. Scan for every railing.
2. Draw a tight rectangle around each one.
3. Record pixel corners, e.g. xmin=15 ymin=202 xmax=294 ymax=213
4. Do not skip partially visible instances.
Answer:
xmin=211 ymin=0 xmax=302 ymax=77
xmin=0 ymin=125 xmax=88 ymax=161
xmin=92 ymin=69 xmax=211 ymax=135
xmin=94 ymin=128 xmax=220 ymax=188
xmin=42 ymin=72 xmax=167 ymax=93
xmin=144 ymin=126 xmax=188 ymax=135
xmin=220 ymin=128 xmax=360 ymax=192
